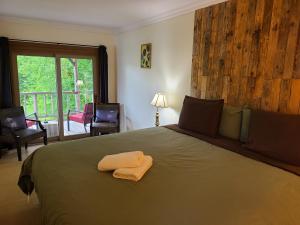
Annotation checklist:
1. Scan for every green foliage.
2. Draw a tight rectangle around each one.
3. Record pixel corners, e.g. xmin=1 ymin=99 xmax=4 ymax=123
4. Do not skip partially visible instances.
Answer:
xmin=18 ymin=56 xmax=56 ymax=92
xmin=17 ymin=56 xmax=94 ymax=120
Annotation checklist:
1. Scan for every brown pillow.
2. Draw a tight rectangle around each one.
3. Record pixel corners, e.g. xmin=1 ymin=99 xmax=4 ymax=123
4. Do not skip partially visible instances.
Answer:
xmin=178 ymin=96 xmax=224 ymax=137
xmin=244 ymin=110 xmax=300 ymax=166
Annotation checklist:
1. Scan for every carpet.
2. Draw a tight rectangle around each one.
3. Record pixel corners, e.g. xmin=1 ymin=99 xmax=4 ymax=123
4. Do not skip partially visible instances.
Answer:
xmin=0 ymin=146 xmax=41 ymax=225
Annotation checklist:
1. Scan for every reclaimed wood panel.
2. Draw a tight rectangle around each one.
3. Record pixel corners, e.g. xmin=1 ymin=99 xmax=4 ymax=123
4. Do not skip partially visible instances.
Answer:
xmin=191 ymin=0 xmax=300 ymax=114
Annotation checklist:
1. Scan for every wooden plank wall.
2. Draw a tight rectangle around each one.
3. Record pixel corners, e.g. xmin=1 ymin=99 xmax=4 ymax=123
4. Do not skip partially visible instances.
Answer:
xmin=191 ymin=0 xmax=300 ymax=114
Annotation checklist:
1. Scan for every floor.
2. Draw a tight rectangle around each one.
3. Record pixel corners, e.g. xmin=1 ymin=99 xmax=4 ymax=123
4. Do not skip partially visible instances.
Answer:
xmin=30 ymin=120 xmax=90 ymax=137
xmin=0 ymin=145 xmax=42 ymax=225
xmin=63 ymin=120 xmax=90 ymax=136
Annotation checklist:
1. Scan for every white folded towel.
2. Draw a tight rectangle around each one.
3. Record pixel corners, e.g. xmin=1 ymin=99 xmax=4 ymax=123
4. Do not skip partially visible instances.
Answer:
xmin=113 ymin=155 xmax=153 ymax=182
xmin=98 ymin=151 xmax=144 ymax=171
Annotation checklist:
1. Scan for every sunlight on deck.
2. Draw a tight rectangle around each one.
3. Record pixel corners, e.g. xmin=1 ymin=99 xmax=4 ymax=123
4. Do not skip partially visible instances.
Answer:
xmin=64 ymin=121 xmax=90 ymax=136
xmin=28 ymin=120 xmax=90 ymax=137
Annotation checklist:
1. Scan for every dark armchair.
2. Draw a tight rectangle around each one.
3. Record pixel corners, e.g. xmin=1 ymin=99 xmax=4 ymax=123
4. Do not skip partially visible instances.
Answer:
xmin=0 ymin=106 xmax=47 ymax=161
xmin=90 ymin=103 xmax=120 ymax=136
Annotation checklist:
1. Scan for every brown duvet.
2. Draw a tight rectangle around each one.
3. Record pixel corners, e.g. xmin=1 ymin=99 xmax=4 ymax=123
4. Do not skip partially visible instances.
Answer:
xmin=19 ymin=127 xmax=300 ymax=225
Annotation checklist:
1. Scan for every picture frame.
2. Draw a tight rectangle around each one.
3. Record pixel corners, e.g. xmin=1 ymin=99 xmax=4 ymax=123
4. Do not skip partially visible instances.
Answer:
xmin=141 ymin=43 xmax=152 ymax=68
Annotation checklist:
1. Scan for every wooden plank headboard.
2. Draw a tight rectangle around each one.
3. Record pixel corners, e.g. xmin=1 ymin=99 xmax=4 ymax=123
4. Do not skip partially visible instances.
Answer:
xmin=191 ymin=0 xmax=300 ymax=114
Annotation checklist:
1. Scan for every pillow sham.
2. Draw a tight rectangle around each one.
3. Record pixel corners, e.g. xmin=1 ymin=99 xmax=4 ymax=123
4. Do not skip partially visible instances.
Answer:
xmin=240 ymin=107 xmax=251 ymax=142
xmin=244 ymin=110 xmax=300 ymax=166
xmin=178 ymin=96 xmax=224 ymax=137
xmin=2 ymin=115 xmax=27 ymax=130
xmin=95 ymin=109 xmax=118 ymax=123
xmin=219 ymin=105 xmax=242 ymax=140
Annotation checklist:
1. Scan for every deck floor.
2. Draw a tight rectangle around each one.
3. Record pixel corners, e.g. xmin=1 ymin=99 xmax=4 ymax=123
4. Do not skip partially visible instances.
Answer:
xmin=64 ymin=120 xmax=90 ymax=136
xmin=29 ymin=120 xmax=90 ymax=137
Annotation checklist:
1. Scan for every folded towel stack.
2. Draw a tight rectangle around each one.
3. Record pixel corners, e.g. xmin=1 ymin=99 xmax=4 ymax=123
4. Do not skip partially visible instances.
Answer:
xmin=98 ymin=151 xmax=153 ymax=182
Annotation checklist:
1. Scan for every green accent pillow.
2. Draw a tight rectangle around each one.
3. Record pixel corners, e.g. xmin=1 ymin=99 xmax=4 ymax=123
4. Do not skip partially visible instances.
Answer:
xmin=219 ymin=105 xmax=242 ymax=140
xmin=240 ymin=107 xmax=251 ymax=142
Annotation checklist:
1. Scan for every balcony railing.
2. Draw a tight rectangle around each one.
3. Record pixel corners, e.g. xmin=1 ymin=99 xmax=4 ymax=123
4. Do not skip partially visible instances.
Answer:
xmin=20 ymin=90 xmax=93 ymax=119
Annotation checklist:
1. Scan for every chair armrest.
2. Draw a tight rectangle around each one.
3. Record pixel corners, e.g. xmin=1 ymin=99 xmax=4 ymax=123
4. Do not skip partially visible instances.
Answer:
xmin=26 ymin=112 xmax=38 ymax=120
xmin=68 ymin=110 xmax=82 ymax=117
xmin=26 ymin=119 xmax=46 ymax=131
xmin=83 ymin=111 xmax=93 ymax=116
xmin=25 ymin=118 xmax=39 ymax=122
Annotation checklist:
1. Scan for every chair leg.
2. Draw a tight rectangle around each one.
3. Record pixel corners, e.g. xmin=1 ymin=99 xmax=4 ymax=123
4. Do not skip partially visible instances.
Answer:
xmin=67 ymin=118 xmax=70 ymax=131
xmin=25 ymin=143 xmax=28 ymax=150
xmin=43 ymin=134 xmax=48 ymax=146
xmin=90 ymin=127 xmax=96 ymax=136
xmin=16 ymin=142 xmax=22 ymax=161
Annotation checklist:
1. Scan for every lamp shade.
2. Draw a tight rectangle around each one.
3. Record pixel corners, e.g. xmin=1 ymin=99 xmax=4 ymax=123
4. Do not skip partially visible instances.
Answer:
xmin=151 ymin=93 xmax=168 ymax=108
xmin=76 ymin=80 xmax=84 ymax=86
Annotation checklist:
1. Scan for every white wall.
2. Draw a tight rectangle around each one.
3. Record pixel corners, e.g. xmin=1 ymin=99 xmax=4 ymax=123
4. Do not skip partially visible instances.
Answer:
xmin=117 ymin=12 xmax=194 ymax=130
xmin=0 ymin=16 xmax=117 ymax=102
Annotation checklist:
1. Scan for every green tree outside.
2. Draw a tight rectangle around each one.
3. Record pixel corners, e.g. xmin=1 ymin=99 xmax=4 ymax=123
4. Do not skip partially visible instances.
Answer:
xmin=17 ymin=56 xmax=94 ymax=121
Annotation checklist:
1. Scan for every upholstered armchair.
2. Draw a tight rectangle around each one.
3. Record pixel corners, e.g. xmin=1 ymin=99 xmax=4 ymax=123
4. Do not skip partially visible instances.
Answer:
xmin=0 ymin=106 xmax=47 ymax=161
xmin=67 ymin=103 xmax=93 ymax=133
xmin=90 ymin=103 xmax=120 ymax=136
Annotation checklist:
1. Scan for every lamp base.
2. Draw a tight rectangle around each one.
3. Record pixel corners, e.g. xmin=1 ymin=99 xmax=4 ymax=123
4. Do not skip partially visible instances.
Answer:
xmin=155 ymin=110 xmax=159 ymax=127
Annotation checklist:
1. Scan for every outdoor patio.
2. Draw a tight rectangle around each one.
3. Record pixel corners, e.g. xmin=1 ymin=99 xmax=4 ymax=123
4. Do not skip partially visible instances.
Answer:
xmin=22 ymin=90 xmax=93 ymax=137
xmin=17 ymin=56 xmax=94 ymax=138
xmin=28 ymin=120 xmax=90 ymax=137
xmin=64 ymin=120 xmax=90 ymax=136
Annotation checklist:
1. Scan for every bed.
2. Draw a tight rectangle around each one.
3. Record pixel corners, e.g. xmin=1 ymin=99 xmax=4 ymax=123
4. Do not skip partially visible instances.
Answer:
xmin=19 ymin=126 xmax=300 ymax=225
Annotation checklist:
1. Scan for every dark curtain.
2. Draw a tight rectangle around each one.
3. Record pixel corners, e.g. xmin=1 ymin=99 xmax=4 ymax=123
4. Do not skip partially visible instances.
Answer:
xmin=0 ymin=37 xmax=13 ymax=108
xmin=98 ymin=45 xmax=108 ymax=103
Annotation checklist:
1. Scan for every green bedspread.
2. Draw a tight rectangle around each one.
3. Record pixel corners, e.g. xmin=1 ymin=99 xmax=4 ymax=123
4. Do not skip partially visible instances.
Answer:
xmin=19 ymin=127 xmax=300 ymax=225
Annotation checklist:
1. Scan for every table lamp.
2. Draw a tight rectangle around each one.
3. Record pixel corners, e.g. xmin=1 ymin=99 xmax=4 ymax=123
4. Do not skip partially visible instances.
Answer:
xmin=76 ymin=80 xmax=84 ymax=87
xmin=151 ymin=93 xmax=168 ymax=127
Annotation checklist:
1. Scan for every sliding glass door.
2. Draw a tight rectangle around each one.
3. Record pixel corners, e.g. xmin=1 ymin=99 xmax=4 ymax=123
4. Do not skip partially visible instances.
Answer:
xmin=60 ymin=57 xmax=94 ymax=136
xmin=17 ymin=55 xmax=59 ymax=138
xmin=16 ymin=54 xmax=94 ymax=140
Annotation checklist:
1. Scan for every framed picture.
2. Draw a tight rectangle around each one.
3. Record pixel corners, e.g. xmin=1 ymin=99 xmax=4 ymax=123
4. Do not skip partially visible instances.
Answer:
xmin=141 ymin=43 xmax=152 ymax=68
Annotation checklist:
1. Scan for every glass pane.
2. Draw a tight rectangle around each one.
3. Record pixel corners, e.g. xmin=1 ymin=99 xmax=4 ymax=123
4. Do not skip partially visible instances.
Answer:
xmin=60 ymin=58 xmax=94 ymax=136
xmin=17 ymin=55 xmax=59 ymax=138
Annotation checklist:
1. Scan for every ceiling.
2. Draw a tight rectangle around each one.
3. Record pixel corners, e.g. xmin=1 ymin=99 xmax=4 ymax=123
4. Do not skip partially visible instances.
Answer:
xmin=0 ymin=0 xmax=224 ymax=32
